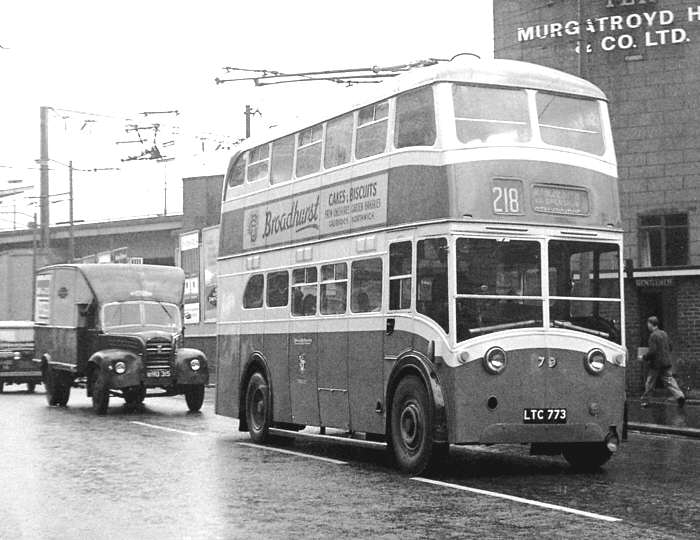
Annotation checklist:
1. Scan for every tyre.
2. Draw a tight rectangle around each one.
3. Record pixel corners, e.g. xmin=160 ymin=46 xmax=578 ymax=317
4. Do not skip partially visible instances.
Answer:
xmin=562 ymin=442 xmax=613 ymax=471
xmin=123 ymin=386 xmax=146 ymax=406
xmin=184 ymin=385 xmax=205 ymax=412
xmin=43 ymin=367 xmax=71 ymax=406
xmin=245 ymin=372 xmax=271 ymax=443
xmin=27 ymin=382 xmax=36 ymax=393
xmin=390 ymin=375 xmax=440 ymax=474
xmin=91 ymin=370 xmax=110 ymax=415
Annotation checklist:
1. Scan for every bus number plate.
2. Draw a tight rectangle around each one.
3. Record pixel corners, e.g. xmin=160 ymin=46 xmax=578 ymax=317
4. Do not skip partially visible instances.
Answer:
xmin=523 ymin=408 xmax=567 ymax=424
xmin=147 ymin=368 xmax=171 ymax=378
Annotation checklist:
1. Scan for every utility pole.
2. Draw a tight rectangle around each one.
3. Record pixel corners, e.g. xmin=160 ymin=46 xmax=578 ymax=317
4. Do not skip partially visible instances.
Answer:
xmin=68 ymin=160 xmax=75 ymax=262
xmin=244 ymin=105 xmax=252 ymax=138
xmin=39 ymin=106 xmax=50 ymax=249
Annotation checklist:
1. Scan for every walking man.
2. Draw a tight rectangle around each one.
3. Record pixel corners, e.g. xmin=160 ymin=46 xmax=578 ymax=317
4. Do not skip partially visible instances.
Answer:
xmin=641 ymin=316 xmax=685 ymax=408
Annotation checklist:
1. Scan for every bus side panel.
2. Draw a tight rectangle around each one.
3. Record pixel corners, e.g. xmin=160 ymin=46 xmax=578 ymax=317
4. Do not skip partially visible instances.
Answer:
xmin=318 ymin=328 xmax=350 ymax=430
xmin=215 ymin=332 xmax=240 ymax=418
xmin=265 ymin=331 xmax=292 ymax=424
xmin=288 ymin=320 xmax=320 ymax=426
xmin=348 ymin=325 xmax=385 ymax=434
xmin=387 ymin=165 xmax=449 ymax=227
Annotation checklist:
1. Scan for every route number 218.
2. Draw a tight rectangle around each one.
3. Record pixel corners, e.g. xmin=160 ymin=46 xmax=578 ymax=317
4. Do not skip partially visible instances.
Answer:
xmin=492 ymin=185 xmax=522 ymax=214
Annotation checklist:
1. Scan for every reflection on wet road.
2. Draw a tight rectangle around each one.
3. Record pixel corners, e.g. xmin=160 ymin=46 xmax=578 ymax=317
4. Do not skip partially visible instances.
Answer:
xmin=1 ymin=387 xmax=698 ymax=539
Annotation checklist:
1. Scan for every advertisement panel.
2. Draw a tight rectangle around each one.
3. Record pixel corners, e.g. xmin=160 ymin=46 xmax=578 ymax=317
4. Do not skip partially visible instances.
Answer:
xmin=201 ymin=227 xmax=219 ymax=321
xmin=180 ymin=231 xmax=200 ymax=325
xmin=34 ymin=274 xmax=51 ymax=324
xmin=242 ymin=173 xmax=388 ymax=250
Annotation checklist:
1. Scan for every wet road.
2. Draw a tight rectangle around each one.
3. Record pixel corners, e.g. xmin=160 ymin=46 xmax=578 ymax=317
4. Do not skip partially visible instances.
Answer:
xmin=1 ymin=386 xmax=698 ymax=539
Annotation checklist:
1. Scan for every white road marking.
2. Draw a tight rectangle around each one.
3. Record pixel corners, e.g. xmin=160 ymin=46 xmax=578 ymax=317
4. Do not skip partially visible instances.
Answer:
xmin=411 ymin=477 xmax=621 ymax=523
xmin=130 ymin=421 xmax=199 ymax=436
xmin=238 ymin=442 xmax=348 ymax=465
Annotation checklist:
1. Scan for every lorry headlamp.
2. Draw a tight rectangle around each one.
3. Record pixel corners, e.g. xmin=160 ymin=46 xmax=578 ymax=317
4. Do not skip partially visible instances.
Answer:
xmin=190 ymin=358 xmax=201 ymax=372
xmin=114 ymin=361 xmax=126 ymax=375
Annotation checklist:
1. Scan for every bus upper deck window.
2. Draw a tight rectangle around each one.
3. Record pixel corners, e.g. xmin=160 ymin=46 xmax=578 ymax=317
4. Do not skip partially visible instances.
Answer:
xmin=536 ymin=93 xmax=605 ymax=155
xmin=324 ymin=114 xmax=353 ymax=169
xmin=247 ymin=144 xmax=270 ymax=183
xmin=395 ymin=87 xmax=436 ymax=149
xmin=296 ymin=125 xmax=323 ymax=178
xmin=356 ymin=101 xmax=388 ymax=159
xmin=453 ymin=85 xmax=530 ymax=146
xmin=270 ymin=135 xmax=295 ymax=184
xmin=224 ymin=155 xmax=245 ymax=198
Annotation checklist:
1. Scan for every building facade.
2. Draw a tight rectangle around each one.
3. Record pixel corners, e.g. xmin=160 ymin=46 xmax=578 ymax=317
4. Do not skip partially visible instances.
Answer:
xmin=494 ymin=0 xmax=700 ymax=396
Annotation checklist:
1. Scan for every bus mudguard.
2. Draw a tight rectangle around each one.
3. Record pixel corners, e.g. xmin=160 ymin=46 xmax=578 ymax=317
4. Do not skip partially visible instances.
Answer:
xmin=173 ymin=348 xmax=209 ymax=386
xmin=238 ymin=352 xmax=272 ymax=432
xmin=386 ymin=352 xmax=449 ymax=444
xmin=87 ymin=350 xmax=142 ymax=389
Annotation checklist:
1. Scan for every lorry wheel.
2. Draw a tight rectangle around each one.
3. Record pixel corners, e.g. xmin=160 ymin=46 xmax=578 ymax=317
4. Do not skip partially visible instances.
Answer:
xmin=44 ymin=367 xmax=70 ymax=406
xmin=185 ymin=385 xmax=205 ymax=412
xmin=92 ymin=371 xmax=110 ymax=415
xmin=245 ymin=372 xmax=271 ymax=443
xmin=27 ymin=383 xmax=36 ymax=393
xmin=562 ymin=442 xmax=613 ymax=471
xmin=389 ymin=375 xmax=437 ymax=474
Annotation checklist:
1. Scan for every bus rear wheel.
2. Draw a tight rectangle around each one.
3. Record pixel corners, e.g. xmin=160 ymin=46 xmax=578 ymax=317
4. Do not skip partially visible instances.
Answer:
xmin=390 ymin=375 xmax=439 ymax=474
xmin=562 ymin=442 xmax=612 ymax=471
xmin=245 ymin=372 xmax=271 ymax=443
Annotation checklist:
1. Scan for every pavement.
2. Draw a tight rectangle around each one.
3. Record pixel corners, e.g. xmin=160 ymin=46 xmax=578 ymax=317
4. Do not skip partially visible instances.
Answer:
xmin=627 ymin=396 xmax=700 ymax=438
xmin=1 ymin=385 xmax=700 ymax=539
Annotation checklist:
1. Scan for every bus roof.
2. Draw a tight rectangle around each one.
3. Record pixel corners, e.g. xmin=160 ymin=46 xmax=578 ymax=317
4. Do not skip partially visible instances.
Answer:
xmin=38 ymin=264 xmax=185 ymax=304
xmin=237 ymin=56 xmax=607 ymax=153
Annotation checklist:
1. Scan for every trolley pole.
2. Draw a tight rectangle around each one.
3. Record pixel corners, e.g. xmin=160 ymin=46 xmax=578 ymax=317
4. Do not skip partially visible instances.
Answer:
xmin=68 ymin=160 xmax=75 ymax=262
xmin=39 ymin=106 xmax=50 ymax=249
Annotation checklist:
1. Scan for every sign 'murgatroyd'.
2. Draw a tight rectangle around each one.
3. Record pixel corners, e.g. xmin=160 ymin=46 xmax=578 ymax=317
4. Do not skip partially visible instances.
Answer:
xmin=516 ymin=1 xmax=700 ymax=53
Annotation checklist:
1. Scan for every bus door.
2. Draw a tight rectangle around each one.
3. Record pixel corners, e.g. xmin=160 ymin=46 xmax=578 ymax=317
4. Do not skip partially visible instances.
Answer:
xmin=289 ymin=266 xmax=320 ymax=426
xmin=317 ymin=262 xmax=350 ymax=430
xmin=384 ymin=237 xmax=415 ymax=390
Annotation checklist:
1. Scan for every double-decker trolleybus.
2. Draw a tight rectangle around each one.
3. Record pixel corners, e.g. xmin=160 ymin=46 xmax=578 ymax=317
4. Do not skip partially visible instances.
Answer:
xmin=215 ymin=56 xmax=625 ymax=473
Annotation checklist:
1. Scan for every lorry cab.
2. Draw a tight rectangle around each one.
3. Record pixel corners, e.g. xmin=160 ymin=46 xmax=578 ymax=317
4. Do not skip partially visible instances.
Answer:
xmin=34 ymin=264 xmax=208 ymax=414
xmin=0 ymin=321 xmax=41 ymax=393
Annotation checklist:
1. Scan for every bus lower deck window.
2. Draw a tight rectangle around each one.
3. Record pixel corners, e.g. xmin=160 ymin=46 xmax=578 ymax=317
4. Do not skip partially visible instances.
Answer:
xmin=320 ymin=263 xmax=348 ymax=315
xmin=267 ymin=271 xmax=289 ymax=308
xmin=243 ymin=274 xmax=264 ymax=309
xmin=416 ymin=238 xmax=448 ymax=332
xmin=292 ymin=267 xmax=318 ymax=316
xmin=351 ymin=258 xmax=382 ymax=313
xmin=389 ymin=241 xmax=413 ymax=310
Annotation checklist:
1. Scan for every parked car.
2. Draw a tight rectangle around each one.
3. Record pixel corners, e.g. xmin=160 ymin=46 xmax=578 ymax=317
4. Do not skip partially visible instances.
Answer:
xmin=34 ymin=264 xmax=208 ymax=414
xmin=0 ymin=321 xmax=41 ymax=393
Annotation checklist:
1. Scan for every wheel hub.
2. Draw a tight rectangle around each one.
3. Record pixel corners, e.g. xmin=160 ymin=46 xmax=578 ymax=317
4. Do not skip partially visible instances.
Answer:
xmin=399 ymin=401 xmax=422 ymax=451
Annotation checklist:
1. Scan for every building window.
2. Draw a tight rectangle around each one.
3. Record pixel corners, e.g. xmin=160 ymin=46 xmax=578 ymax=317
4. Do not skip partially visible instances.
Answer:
xmin=640 ymin=214 xmax=689 ymax=267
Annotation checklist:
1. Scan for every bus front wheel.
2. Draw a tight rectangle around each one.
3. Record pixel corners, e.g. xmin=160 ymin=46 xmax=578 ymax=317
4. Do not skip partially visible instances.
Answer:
xmin=245 ymin=372 xmax=271 ymax=443
xmin=562 ymin=442 xmax=612 ymax=471
xmin=390 ymin=375 xmax=439 ymax=474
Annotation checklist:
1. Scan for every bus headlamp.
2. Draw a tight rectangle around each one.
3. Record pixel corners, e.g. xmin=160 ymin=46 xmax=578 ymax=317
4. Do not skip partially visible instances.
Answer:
xmin=114 ymin=361 xmax=126 ymax=375
xmin=190 ymin=358 xmax=201 ymax=372
xmin=483 ymin=347 xmax=507 ymax=375
xmin=584 ymin=349 xmax=606 ymax=375
xmin=458 ymin=351 xmax=470 ymax=364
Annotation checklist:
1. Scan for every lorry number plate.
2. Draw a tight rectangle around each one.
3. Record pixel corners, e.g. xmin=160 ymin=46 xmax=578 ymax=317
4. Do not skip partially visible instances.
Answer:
xmin=147 ymin=368 xmax=171 ymax=378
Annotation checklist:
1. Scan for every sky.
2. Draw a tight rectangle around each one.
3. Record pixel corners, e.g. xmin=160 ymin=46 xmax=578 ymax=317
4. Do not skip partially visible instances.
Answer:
xmin=0 ymin=0 xmax=494 ymax=229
